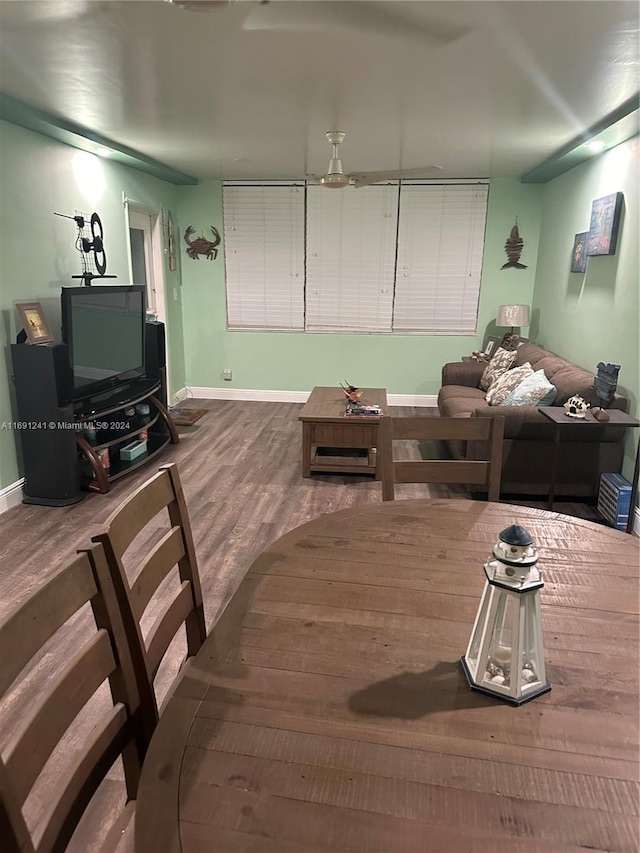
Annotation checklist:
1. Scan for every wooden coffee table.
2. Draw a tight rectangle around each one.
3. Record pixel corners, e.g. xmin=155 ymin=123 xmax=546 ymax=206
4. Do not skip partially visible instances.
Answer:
xmin=299 ymin=386 xmax=387 ymax=478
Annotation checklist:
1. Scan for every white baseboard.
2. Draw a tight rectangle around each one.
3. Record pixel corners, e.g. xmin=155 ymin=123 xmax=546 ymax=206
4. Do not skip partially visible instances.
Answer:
xmin=187 ymin=387 xmax=438 ymax=407
xmin=387 ymin=393 xmax=438 ymax=407
xmin=0 ymin=479 xmax=24 ymax=514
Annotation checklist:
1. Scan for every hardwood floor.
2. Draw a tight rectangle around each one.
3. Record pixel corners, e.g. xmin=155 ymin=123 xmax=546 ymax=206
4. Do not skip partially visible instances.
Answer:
xmin=0 ymin=399 xmax=608 ymax=850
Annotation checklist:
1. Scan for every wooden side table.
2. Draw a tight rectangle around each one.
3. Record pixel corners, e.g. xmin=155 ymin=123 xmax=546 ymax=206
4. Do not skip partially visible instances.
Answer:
xmin=539 ymin=406 xmax=640 ymax=533
xmin=299 ymin=386 xmax=387 ymax=479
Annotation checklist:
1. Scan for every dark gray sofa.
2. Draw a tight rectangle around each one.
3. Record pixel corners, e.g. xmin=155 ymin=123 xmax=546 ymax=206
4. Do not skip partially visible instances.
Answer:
xmin=438 ymin=342 xmax=628 ymax=498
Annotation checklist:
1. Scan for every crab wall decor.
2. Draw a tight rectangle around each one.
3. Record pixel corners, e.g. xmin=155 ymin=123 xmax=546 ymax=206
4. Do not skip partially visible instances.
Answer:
xmin=184 ymin=225 xmax=221 ymax=260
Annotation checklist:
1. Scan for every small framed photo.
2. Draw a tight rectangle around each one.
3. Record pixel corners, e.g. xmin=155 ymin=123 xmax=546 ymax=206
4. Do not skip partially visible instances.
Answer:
xmin=16 ymin=302 xmax=53 ymax=344
xmin=482 ymin=336 xmax=500 ymax=358
xmin=570 ymin=232 xmax=588 ymax=272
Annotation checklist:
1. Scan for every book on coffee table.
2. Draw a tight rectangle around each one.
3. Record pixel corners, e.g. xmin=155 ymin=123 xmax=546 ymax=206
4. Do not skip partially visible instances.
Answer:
xmin=345 ymin=401 xmax=384 ymax=416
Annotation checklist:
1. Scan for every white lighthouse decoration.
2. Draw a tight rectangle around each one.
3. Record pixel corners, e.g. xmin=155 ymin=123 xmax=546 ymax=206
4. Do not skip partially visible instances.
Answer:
xmin=461 ymin=524 xmax=551 ymax=705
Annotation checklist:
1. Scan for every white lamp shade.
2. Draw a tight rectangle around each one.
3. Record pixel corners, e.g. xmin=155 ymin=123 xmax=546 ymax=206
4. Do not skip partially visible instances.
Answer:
xmin=496 ymin=304 xmax=530 ymax=327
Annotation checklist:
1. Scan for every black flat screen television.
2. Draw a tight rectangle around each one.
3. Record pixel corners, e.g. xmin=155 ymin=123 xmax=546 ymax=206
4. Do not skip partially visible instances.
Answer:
xmin=61 ymin=285 xmax=146 ymax=400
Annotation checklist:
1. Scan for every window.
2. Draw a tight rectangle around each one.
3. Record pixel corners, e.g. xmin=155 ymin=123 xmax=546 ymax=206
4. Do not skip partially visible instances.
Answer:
xmin=223 ymin=184 xmax=305 ymax=330
xmin=393 ymin=184 xmax=489 ymax=333
xmin=223 ymin=181 xmax=488 ymax=333
xmin=306 ymin=185 xmax=398 ymax=332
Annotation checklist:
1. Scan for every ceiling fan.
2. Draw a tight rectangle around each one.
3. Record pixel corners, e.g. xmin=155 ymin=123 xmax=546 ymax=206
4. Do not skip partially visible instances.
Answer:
xmin=306 ymin=132 xmax=442 ymax=189
xmin=166 ymin=1 xmax=470 ymax=47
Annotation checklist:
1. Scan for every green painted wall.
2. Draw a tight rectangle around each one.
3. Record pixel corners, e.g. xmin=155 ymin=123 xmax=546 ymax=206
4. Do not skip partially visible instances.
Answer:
xmin=178 ymin=178 xmax=544 ymax=394
xmin=0 ymin=120 xmax=185 ymax=489
xmin=532 ymin=137 xmax=639 ymax=482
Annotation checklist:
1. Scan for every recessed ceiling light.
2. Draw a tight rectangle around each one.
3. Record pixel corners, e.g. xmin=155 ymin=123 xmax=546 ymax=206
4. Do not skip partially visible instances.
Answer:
xmin=585 ymin=140 xmax=606 ymax=153
xmin=96 ymin=147 xmax=111 ymax=158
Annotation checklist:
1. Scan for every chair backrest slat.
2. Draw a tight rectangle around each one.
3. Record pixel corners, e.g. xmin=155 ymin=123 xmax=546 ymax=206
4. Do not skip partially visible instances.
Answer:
xmin=5 ymin=631 xmax=116 ymax=805
xmin=93 ymin=463 xmax=206 ymax=743
xmin=0 ymin=545 xmax=144 ymax=853
xmin=145 ymin=582 xmax=194 ymax=681
xmin=390 ymin=416 xmax=495 ymax=443
xmin=393 ymin=459 xmax=491 ymax=486
xmin=35 ymin=705 xmax=130 ymax=853
xmin=0 ymin=556 xmax=97 ymax=697
xmin=103 ymin=472 xmax=176 ymax=557
xmin=381 ymin=415 xmax=504 ymax=502
xmin=130 ymin=526 xmax=185 ymax=622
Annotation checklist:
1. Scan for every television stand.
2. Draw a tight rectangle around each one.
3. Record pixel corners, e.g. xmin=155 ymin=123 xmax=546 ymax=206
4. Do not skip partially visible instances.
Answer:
xmin=74 ymin=380 xmax=179 ymax=494
xmin=74 ymin=378 xmax=162 ymax=419
xmin=10 ymin=342 xmax=179 ymax=505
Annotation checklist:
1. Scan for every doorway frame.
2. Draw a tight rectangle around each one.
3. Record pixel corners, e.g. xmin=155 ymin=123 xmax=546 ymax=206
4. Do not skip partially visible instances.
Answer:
xmin=123 ymin=195 xmax=171 ymax=397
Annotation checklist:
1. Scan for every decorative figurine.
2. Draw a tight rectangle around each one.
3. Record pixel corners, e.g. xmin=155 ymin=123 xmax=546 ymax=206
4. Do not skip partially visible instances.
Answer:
xmin=340 ymin=381 xmax=363 ymax=403
xmin=501 ymin=220 xmax=528 ymax=270
xmin=563 ymin=395 xmax=591 ymax=418
xmin=461 ymin=525 xmax=551 ymax=705
xmin=592 ymin=362 xmax=620 ymax=421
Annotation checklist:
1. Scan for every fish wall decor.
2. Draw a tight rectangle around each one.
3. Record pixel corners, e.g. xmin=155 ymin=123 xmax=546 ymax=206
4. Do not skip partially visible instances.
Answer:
xmin=501 ymin=220 xmax=528 ymax=270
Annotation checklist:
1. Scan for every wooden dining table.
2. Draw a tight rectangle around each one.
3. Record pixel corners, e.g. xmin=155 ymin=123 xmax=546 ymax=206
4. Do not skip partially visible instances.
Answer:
xmin=135 ymin=499 xmax=639 ymax=853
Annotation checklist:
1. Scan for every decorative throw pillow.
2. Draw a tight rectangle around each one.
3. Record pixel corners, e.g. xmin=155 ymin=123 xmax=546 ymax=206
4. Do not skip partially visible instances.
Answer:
xmin=503 ymin=370 xmax=557 ymax=407
xmin=485 ymin=363 xmax=534 ymax=406
xmin=479 ymin=347 xmax=517 ymax=392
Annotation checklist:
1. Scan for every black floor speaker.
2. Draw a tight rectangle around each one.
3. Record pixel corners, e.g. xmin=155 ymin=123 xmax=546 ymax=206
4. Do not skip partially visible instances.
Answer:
xmin=10 ymin=343 xmax=83 ymax=506
xmin=145 ymin=319 xmax=168 ymax=408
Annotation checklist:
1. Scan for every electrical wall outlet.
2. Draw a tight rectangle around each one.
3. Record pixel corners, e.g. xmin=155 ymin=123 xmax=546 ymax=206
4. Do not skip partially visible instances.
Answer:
xmin=223 ymin=369 xmax=232 ymax=381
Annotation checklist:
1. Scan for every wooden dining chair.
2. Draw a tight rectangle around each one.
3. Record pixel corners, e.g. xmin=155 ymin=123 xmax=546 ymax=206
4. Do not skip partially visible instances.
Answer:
xmin=379 ymin=415 xmax=505 ymax=502
xmin=0 ymin=544 xmax=144 ymax=853
xmin=92 ymin=463 xmax=206 ymax=744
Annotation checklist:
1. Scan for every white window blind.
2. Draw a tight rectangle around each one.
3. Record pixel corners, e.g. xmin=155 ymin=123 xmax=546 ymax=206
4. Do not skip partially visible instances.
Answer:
xmin=223 ymin=185 xmax=305 ymax=330
xmin=305 ymin=184 xmax=399 ymax=332
xmin=393 ymin=184 xmax=489 ymax=333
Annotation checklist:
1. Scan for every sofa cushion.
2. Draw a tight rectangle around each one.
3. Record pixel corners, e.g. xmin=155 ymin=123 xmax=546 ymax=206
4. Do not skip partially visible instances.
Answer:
xmin=485 ymin=363 xmax=534 ymax=405
xmin=548 ymin=367 xmax=600 ymax=407
xmin=479 ymin=347 xmax=517 ymax=392
xmin=503 ymin=369 xmax=557 ymax=407
xmin=439 ymin=395 xmax=485 ymax=418
xmin=514 ymin=342 xmax=549 ymax=368
xmin=438 ymin=384 xmax=487 ymax=405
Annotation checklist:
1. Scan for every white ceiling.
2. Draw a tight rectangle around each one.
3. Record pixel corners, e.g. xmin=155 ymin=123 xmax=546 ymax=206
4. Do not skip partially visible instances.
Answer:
xmin=0 ymin=0 xmax=638 ymax=182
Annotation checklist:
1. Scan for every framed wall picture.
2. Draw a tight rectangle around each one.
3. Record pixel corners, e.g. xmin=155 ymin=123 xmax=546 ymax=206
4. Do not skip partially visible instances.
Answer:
xmin=586 ymin=192 xmax=623 ymax=257
xmin=570 ymin=232 xmax=588 ymax=272
xmin=16 ymin=302 xmax=53 ymax=344
xmin=482 ymin=336 xmax=500 ymax=358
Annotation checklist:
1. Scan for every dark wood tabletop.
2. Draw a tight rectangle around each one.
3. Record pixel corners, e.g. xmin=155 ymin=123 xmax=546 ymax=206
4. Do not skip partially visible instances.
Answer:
xmin=135 ymin=499 xmax=639 ymax=853
xmin=539 ymin=406 xmax=640 ymax=427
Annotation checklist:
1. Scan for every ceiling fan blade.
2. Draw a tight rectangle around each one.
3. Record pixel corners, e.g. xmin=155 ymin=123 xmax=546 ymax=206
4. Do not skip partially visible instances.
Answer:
xmin=305 ymin=175 xmax=323 ymax=185
xmin=349 ymin=166 xmax=443 ymax=188
xmin=167 ymin=0 xmax=234 ymax=11
xmin=243 ymin=1 xmax=470 ymax=46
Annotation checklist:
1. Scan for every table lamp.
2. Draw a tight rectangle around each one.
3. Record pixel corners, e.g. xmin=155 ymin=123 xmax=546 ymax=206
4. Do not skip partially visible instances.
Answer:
xmin=460 ymin=524 xmax=551 ymax=705
xmin=496 ymin=304 xmax=530 ymax=349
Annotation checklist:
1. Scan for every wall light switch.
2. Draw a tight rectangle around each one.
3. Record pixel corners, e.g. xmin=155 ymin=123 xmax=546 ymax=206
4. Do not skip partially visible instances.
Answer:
xmin=173 ymin=287 xmax=179 ymax=302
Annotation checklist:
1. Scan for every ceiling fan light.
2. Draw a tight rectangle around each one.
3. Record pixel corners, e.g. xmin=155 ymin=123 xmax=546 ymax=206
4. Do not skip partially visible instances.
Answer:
xmin=320 ymin=174 xmax=351 ymax=188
